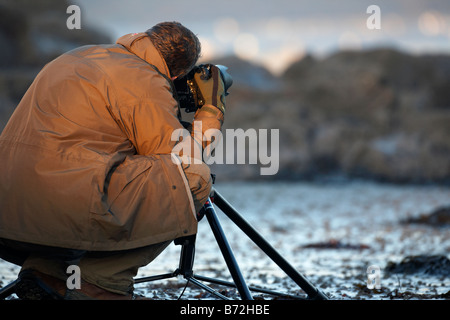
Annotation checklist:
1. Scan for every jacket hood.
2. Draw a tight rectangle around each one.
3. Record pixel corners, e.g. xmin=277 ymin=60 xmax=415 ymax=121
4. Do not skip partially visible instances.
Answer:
xmin=116 ymin=32 xmax=171 ymax=78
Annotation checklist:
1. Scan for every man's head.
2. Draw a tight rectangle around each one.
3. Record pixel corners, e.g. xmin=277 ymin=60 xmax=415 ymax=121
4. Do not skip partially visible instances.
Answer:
xmin=146 ymin=22 xmax=201 ymax=79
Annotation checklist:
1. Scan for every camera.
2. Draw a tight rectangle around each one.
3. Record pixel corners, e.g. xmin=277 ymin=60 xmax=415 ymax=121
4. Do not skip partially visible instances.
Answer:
xmin=173 ymin=64 xmax=233 ymax=113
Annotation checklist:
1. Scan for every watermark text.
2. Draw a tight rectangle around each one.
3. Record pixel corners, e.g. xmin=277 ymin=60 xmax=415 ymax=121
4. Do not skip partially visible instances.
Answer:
xmin=66 ymin=265 xmax=81 ymax=289
xmin=367 ymin=5 xmax=381 ymax=30
xmin=367 ymin=265 xmax=381 ymax=289
xmin=66 ymin=5 xmax=81 ymax=30
xmin=171 ymin=122 xmax=279 ymax=176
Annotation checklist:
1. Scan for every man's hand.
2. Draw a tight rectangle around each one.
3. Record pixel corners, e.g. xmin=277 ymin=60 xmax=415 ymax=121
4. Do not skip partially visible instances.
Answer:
xmin=193 ymin=64 xmax=226 ymax=115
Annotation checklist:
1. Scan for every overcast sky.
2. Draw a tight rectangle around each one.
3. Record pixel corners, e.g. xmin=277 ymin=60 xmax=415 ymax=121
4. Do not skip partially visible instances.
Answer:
xmin=74 ymin=0 xmax=450 ymax=74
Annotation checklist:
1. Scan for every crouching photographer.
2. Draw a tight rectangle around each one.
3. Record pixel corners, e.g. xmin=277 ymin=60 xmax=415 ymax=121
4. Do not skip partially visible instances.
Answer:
xmin=0 ymin=22 xmax=227 ymax=300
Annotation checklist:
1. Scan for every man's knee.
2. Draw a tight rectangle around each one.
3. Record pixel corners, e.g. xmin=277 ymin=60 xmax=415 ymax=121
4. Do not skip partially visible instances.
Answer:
xmin=182 ymin=161 xmax=212 ymax=212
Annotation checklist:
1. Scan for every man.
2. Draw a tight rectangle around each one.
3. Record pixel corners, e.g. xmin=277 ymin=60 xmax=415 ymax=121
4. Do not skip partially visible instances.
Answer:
xmin=0 ymin=21 xmax=226 ymax=300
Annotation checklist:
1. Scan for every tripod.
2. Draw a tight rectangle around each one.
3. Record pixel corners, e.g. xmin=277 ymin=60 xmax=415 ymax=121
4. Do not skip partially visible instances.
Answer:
xmin=134 ymin=189 xmax=328 ymax=300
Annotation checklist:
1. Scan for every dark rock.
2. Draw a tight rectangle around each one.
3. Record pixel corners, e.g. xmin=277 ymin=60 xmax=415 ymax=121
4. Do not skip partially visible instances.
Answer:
xmin=385 ymin=255 xmax=450 ymax=276
xmin=301 ymin=239 xmax=370 ymax=250
xmin=403 ymin=206 xmax=450 ymax=227
xmin=211 ymin=49 xmax=450 ymax=183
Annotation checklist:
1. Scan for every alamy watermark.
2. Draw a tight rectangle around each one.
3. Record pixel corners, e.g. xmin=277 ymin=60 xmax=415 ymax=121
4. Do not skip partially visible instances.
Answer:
xmin=67 ymin=4 xmax=382 ymax=31
xmin=367 ymin=265 xmax=382 ymax=289
xmin=66 ymin=5 xmax=81 ymax=30
xmin=66 ymin=265 xmax=81 ymax=289
xmin=171 ymin=122 xmax=280 ymax=176
xmin=366 ymin=5 xmax=381 ymax=30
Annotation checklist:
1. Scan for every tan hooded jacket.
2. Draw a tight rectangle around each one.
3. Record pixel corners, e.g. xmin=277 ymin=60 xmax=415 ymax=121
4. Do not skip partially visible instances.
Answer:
xmin=0 ymin=33 xmax=203 ymax=251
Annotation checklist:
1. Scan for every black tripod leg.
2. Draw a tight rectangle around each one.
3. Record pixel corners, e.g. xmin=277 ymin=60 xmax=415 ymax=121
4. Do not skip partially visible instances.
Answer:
xmin=203 ymin=199 xmax=253 ymax=300
xmin=176 ymin=235 xmax=196 ymax=278
xmin=0 ymin=279 xmax=18 ymax=300
xmin=212 ymin=190 xmax=328 ymax=300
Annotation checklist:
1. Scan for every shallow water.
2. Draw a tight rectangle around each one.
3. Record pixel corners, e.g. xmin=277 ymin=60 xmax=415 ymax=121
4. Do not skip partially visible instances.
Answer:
xmin=1 ymin=180 xmax=449 ymax=300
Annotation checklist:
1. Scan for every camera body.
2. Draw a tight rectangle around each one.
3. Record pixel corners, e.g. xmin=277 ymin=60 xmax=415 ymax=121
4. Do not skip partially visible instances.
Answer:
xmin=174 ymin=64 xmax=232 ymax=113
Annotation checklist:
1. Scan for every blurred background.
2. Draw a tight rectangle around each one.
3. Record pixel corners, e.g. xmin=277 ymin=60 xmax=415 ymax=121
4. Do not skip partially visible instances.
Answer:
xmin=1 ymin=0 xmax=449 ymax=183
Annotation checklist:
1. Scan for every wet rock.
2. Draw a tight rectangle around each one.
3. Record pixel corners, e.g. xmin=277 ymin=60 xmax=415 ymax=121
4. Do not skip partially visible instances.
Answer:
xmin=301 ymin=239 xmax=370 ymax=250
xmin=385 ymin=255 xmax=450 ymax=276
xmin=403 ymin=206 xmax=450 ymax=227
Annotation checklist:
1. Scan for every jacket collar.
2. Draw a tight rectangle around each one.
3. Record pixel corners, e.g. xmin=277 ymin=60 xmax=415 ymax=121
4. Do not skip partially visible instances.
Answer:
xmin=116 ymin=32 xmax=171 ymax=78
